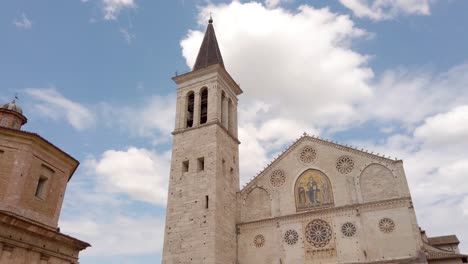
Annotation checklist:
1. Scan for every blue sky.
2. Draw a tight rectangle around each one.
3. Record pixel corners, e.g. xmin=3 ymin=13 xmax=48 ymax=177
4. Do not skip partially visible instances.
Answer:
xmin=1 ymin=0 xmax=468 ymax=263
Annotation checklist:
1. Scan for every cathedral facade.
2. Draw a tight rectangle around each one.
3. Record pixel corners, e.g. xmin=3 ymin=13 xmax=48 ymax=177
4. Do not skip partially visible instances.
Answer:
xmin=161 ymin=19 xmax=467 ymax=264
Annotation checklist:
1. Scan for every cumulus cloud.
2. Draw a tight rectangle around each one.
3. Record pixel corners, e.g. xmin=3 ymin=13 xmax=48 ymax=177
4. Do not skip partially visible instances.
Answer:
xmin=359 ymin=63 xmax=468 ymax=126
xmin=85 ymin=147 xmax=170 ymax=206
xmin=61 ymin=215 xmax=165 ymax=256
xmin=24 ymin=88 xmax=95 ymax=130
xmin=101 ymin=94 xmax=176 ymax=144
xmin=82 ymin=0 xmax=136 ymax=20
xmin=264 ymin=0 xmax=293 ymax=8
xmin=13 ymin=13 xmax=32 ymax=29
xmin=181 ymin=2 xmax=373 ymax=182
xmin=414 ymin=105 xmax=468 ymax=146
xmin=339 ymin=0 xmax=432 ymax=20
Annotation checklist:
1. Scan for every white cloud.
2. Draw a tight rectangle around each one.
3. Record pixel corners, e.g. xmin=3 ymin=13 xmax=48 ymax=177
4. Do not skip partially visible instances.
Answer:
xmin=100 ymin=94 xmax=175 ymax=144
xmin=264 ymin=0 xmax=293 ymax=8
xmin=339 ymin=0 xmax=431 ymax=20
xmin=358 ymin=64 xmax=468 ymax=126
xmin=82 ymin=0 xmax=136 ymax=20
xmin=85 ymin=147 xmax=170 ymax=206
xmin=13 ymin=13 xmax=32 ymax=29
xmin=101 ymin=0 xmax=136 ymax=20
xmin=24 ymin=88 xmax=95 ymax=130
xmin=61 ymin=215 xmax=165 ymax=256
xmin=414 ymin=105 xmax=468 ymax=146
xmin=120 ymin=27 xmax=135 ymax=44
xmin=181 ymin=2 xmax=373 ymax=182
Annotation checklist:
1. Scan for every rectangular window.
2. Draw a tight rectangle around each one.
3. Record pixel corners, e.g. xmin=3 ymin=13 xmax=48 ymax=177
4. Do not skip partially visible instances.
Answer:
xmin=205 ymin=195 xmax=209 ymax=209
xmin=197 ymin=157 xmax=205 ymax=172
xmin=35 ymin=176 xmax=48 ymax=199
xmin=182 ymin=160 xmax=189 ymax=172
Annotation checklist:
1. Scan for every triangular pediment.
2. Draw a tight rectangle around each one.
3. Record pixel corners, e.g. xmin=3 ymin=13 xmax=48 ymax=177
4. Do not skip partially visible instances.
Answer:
xmin=240 ymin=133 xmax=398 ymax=194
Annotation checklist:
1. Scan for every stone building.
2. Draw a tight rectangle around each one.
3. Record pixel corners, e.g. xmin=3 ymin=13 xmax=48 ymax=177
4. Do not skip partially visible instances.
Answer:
xmin=162 ymin=19 xmax=467 ymax=264
xmin=0 ymin=99 xmax=89 ymax=263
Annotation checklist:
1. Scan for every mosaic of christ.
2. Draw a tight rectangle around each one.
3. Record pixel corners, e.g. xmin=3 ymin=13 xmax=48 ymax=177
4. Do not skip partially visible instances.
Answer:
xmin=295 ymin=170 xmax=333 ymax=211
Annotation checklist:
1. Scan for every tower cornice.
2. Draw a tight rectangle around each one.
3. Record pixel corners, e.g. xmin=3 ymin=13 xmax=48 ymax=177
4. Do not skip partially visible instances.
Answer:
xmin=173 ymin=64 xmax=243 ymax=95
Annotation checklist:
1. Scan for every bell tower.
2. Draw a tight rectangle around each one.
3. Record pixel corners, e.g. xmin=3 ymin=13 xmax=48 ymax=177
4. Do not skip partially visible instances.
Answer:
xmin=162 ymin=18 xmax=242 ymax=264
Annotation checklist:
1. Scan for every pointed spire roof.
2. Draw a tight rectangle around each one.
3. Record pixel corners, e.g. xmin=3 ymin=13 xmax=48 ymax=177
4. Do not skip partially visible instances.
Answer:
xmin=192 ymin=17 xmax=225 ymax=71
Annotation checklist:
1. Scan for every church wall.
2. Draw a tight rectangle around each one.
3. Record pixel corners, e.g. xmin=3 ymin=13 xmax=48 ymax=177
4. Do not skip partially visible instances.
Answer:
xmin=0 ymin=131 xmax=76 ymax=229
xmin=238 ymin=138 xmax=425 ymax=263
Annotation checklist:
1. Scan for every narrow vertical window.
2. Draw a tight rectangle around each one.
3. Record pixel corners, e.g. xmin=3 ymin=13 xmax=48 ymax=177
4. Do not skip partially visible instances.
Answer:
xmin=228 ymin=98 xmax=233 ymax=132
xmin=197 ymin=157 xmax=205 ymax=172
xmin=35 ymin=176 xmax=48 ymax=199
xmin=186 ymin=92 xmax=195 ymax=128
xmin=205 ymin=195 xmax=209 ymax=209
xmin=200 ymin=88 xmax=208 ymax=124
xmin=12 ymin=120 xmax=18 ymax=129
xmin=221 ymin=91 xmax=226 ymax=126
xmin=182 ymin=160 xmax=189 ymax=172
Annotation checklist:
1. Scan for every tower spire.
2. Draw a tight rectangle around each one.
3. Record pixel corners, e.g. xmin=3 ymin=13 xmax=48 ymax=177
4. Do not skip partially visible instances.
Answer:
xmin=192 ymin=17 xmax=224 ymax=71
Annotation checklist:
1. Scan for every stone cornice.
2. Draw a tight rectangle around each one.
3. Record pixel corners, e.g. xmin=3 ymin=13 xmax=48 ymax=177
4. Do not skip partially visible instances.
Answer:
xmin=0 ymin=210 xmax=90 ymax=249
xmin=0 ymin=127 xmax=79 ymax=181
xmin=172 ymin=64 xmax=243 ymax=95
xmin=172 ymin=120 xmax=240 ymax=144
xmin=237 ymin=197 xmax=411 ymax=228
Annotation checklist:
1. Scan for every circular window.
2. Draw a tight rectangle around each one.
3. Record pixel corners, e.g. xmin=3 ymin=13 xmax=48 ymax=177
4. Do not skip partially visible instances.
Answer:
xmin=284 ymin=230 xmax=299 ymax=245
xmin=336 ymin=156 xmax=355 ymax=174
xmin=379 ymin=218 xmax=395 ymax=233
xmin=304 ymin=219 xmax=332 ymax=247
xmin=270 ymin=170 xmax=286 ymax=187
xmin=300 ymin=146 xmax=317 ymax=164
xmin=254 ymin=234 xmax=265 ymax=248
xmin=341 ymin=222 xmax=357 ymax=237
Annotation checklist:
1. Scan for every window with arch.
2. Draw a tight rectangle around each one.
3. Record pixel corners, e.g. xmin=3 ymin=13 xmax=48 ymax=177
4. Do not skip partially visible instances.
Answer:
xmin=0 ymin=117 xmax=8 ymax=127
xmin=228 ymin=98 xmax=233 ymax=132
xmin=186 ymin=92 xmax=195 ymax=128
xmin=200 ymin=88 xmax=208 ymax=124
xmin=12 ymin=120 xmax=18 ymax=129
xmin=295 ymin=169 xmax=334 ymax=212
xmin=221 ymin=91 xmax=226 ymax=126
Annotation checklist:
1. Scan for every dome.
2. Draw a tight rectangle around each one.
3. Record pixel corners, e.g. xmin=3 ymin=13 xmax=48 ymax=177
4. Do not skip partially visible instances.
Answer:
xmin=1 ymin=99 xmax=23 ymax=114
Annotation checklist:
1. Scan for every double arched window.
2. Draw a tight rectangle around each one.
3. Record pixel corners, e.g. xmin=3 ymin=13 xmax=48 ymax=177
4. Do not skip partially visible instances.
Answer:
xmin=185 ymin=88 xmax=209 ymax=128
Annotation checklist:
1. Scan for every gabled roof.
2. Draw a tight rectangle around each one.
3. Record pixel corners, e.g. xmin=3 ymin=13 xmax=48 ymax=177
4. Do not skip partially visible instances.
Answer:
xmin=240 ymin=133 xmax=399 ymax=193
xmin=192 ymin=18 xmax=225 ymax=71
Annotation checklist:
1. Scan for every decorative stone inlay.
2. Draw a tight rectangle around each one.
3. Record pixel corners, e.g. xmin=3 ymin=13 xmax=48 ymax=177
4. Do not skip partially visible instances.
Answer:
xmin=379 ymin=218 xmax=395 ymax=233
xmin=305 ymin=219 xmax=332 ymax=248
xmin=341 ymin=222 xmax=356 ymax=237
xmin=254 ymin=234 xmax=265 ymax=248
xmin=270 ymin=169 xmax=286 ymax=187
xmin=336 ymin=156 xmax=354 ymax=174
xmin=299 ymin=146 xmax=317 ymax=164
xmin=284 ymin=230 xmax=299 ymax=245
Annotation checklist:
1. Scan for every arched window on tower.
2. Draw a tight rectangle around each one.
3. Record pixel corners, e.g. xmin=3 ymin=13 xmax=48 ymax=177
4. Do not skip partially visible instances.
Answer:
xmin=228 ymin=98 xmax=233 ymax=133
xmin=200 ymin=88 xmax=208 ymax=124
xmin=221 ymin=91 xmax=228 ymax=128
xmin=186 ymin=92 xmax=195 ymax=128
